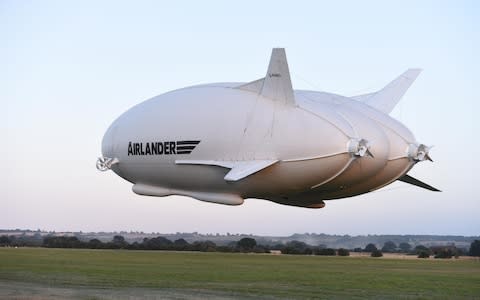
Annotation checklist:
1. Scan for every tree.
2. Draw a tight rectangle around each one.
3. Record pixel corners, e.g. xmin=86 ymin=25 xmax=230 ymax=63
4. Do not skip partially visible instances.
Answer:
xmin=337 ymin=248 xmax=350 ymax=256
xmin=113 ymin=235 xmax=125 ymax=243
xmin=174 ymin=238 xmax=189 ymax=246
xmin=315 ymin=248 xmax=336 ymax=256
xmin=282 ymin=241 xmax=311 ymax=255
xmin=173 ymin=238 xmax=190 ymax=250
xmin=417 ymin=251 xmax=430 ymax=258
xmin=216 ymin=245 xmax=233 ymax=252
xmin=112 ymin=235 xmax=128 ymax=249
xmin=364 ymin=243 xmax=377 ymax=252
xmin=237 ymin=238 xmax=257 ymax=252
xmin=127 ymin=242 xmax=141 ymax=250
xmin=192 ymin=240 xmax=216 ymax=252
xmin=415 ymin=245 xmax=429 ymax=252
xmin=252 ymin=245 xmax=268 ymax=253
xmin=434 ymin=248 xmax=453 ymax=259
xmin=0 ymin=235 xmax=10 ymax=246
xmin=381 ymin=241 xmax=397 ymax=253
xmin=469 ymin=240 xmax=480 ymax=257
xmin=399 ymin=242 xmax=412 ymax=252
xmin=371 ymin=249 xmax=383 ymax=257
xmin=142 ymin=236 xmax=173 ymax=250
xmin=43 ymin=236 xmax=83 ymax=248
xmin=88 ymin=238 xmax=103 ymax=249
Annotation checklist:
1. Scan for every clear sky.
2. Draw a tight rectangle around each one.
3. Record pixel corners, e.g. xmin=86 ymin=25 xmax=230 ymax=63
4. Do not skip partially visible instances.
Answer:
xmin=2 ymin=1 xmax=478 ymax=236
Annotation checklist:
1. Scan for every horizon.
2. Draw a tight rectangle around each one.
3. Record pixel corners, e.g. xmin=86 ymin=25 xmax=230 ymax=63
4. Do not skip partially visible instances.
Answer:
xmin=2 ymin=228 xmax=479 ymax=238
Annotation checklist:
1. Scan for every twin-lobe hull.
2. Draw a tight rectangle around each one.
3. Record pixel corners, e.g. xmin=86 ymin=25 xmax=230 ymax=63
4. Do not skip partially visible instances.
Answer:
xmin=103 ymin=83 xmax=417 ymax=207
xmin=98 ymin=48 xmax=438 ymax=208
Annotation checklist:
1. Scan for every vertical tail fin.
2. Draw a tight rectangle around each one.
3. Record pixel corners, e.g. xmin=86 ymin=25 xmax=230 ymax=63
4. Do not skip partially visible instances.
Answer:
xmin=352 ymin=69 xmax=422 ymax=114
xmin=237 ymin=48 xmax=297 ymax=107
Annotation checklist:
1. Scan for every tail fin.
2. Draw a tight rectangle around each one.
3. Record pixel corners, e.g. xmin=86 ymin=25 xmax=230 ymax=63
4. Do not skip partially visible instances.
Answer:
xmin=398 ymin=174 xmax=441 ymax=192
xmin=237 ymin=48 xmax=297 ymax=107
xmin=352 ymin=69 xmax=422 ymax=114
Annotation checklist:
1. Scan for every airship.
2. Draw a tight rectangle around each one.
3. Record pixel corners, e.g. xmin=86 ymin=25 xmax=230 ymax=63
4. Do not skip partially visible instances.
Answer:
xmin=97 ymin=48 xmax=439 ymax=208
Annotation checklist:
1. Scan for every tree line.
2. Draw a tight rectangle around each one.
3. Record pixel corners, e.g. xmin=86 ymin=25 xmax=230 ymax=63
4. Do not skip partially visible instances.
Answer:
xmin=354 ymin=241 xmax=477 ymax=258
xmin=1 ymin=235 xmax=479 ymax=258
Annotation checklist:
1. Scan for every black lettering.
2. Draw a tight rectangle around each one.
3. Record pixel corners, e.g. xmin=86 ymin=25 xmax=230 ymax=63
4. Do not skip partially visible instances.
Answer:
xmin=164 ymin=141 xmax=170 ymax=154
xmin=145 ymin=142 xmax=151 ymax=155
xmin=135 ymin=143 xmax=140 ymax=155
xmin=129 ymin=140 xmax=198 ymax=156
xmin=152 ymin=142 xmax=158 ymax=154
xmin=128 ymin=142 xmax=133 ymax=156
xmin=158 ymin=142 xmax=163 ymax=154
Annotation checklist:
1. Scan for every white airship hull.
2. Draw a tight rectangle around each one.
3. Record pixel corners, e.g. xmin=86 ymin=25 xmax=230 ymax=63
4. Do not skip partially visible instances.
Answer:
xmin=98 ymin=48 xmax=439 ymax=208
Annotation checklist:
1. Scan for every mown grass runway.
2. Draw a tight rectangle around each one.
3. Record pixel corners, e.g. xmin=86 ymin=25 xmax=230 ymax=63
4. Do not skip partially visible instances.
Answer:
xmin=0 ymin=248 xmax=479 ymax=299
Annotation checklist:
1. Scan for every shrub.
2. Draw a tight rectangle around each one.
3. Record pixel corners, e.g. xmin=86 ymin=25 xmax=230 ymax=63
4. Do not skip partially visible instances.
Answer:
xmin=315 ymin=248 xmax=336 ymax=256
xmin=371 ymin=249 xmax=383 ymax=257
xmin=434 ymin=249 xmax=453 ymax=259
xmin=470 ymin=240 xmax=480 ymax=257
xmin=415 ymin=245 xmax=430 ymax=254
xmin=381 ymin=241 xmax=397 ymax=253
xmin=337 ymin=248 xmax=350 ymax=256
xmin=236 ymin=238 xmax=257 ymax=252
xmin=398 ymin=242 xmax=412 ymax=253
xmin=281 ymin=241 xmax=310 ymax=255
xmin=417 ymin=251 xmax=430 ymax=258
xmin=365 ymin=243 xmax=378 ymax=252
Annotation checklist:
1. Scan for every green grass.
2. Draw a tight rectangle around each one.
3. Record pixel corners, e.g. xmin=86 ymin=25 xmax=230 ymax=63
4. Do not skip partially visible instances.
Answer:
xmin=0 ymin=248 xmax=479 ymax=299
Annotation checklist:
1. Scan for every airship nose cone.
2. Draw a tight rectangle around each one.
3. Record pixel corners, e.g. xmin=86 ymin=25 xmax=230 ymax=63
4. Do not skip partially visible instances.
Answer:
xmin=101 ymin=124 xmax=117 ymax=158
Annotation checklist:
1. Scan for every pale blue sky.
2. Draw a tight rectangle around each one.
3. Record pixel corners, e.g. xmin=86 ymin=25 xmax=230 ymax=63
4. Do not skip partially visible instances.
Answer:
xmin=2 ymin=1 xmax=478 ymax=235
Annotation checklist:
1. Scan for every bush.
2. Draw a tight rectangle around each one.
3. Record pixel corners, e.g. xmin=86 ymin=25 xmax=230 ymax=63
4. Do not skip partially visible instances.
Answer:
xmin=253 ymin=245 xmax=268 ymax=253
xmin=417 ymin=251 xmax=430 ymax=258
xmin=216 ymin=246 xmax=232 ymax=252
xmin=381 ymin=241 xmax=397 ymax=253
xmin=371 ymin=249 xmax=383 ymax=257
xmin=0 ymin=235 xmax=11 ymax=246
xmin=337 ymin=248 xmax=350 ymax=256
xmin=365 ymin=243 xmax=377 ymax=252
xmin=415 ymin=245 xmax=429 ymax=252
xmin=281 ymin=241 xmax=310 ymax=255
xmin=43 ymin=236 xmax=85 ymax=248
xmin=192 ymin=240 xmax=216 ymax=252
xmin=236 ymin=238 xmax=257 ymax=252
xmin=399 ymin=242 xmax=412 ymax=253
xmin=315 ymin=248 xmax=336 ymax=256
xmin=434 ymin=249 xmax=453 ymax=259
xmin=470 ymin=240 xmax=480 ymax=257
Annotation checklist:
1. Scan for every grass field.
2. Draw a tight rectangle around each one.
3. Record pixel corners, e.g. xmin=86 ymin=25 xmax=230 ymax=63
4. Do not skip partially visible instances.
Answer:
xmin=0 ymin=248 xmax=479 ymax=299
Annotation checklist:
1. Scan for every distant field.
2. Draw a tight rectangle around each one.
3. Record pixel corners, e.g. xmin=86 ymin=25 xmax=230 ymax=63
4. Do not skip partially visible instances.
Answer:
xmin=0 ymin=248 xmax=479 ymax=299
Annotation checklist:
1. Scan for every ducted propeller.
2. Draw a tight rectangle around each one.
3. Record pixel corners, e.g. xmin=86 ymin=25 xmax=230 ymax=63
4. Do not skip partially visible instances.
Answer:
xmin=96 ymin=157 xmax=119 ymax=171
xmin=408 ymin=144 xmax=433 ymax=162
xmin=348 ymin=138 xmax=374 ymax=158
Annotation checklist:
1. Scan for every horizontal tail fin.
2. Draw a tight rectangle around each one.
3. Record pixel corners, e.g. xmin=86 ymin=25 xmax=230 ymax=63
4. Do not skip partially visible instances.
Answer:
xmin=352 ymin=69 xmax=422 ymax=114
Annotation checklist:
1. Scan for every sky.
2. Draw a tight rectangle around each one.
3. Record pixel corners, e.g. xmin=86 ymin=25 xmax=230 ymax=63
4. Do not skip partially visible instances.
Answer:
xmin=2 ymin=1 xmax=479 ymax=236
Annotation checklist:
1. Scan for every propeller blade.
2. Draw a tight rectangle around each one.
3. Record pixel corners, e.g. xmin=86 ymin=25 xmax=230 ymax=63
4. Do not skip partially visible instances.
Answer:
xmin=365 ymin=148 xmax=374 ymax=158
